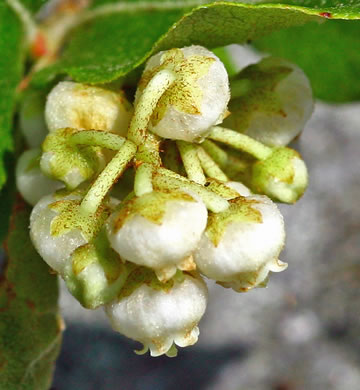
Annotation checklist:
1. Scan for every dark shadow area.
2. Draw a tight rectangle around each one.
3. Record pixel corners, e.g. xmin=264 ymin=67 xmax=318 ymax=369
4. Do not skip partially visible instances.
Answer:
xmin=53 ymin=323 xmax=248 ymax=390
xmin=0 ymin=150 xmax=17 ymax=243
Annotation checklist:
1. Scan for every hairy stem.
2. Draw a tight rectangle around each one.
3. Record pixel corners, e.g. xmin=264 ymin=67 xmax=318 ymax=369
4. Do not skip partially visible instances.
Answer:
xmin=134 ymin=163 xmax=154 ymax=197
xmin=202 ymin=139 xmax=229 ymax=168
xmin=202 ymin=139 xmax=249 ymax=176
xmin=153 ymin=168 xmax=229 ymax=213
xmin=128 ymin=69 xmax=176 ymax=145
xmin=177 ymin=141 xmax=206 ymax=185
xmin=80 ymin=140 xmax=137 ymax=214
xmin=70 ymin=130 xmax=126 ymax=150
xmin=136 ymin=132 xmax=162 ymax=166
xmin=197 ymin=147 xmax=228 ymax=182
xmin=209 ymin=126 xmax=272 ymax=160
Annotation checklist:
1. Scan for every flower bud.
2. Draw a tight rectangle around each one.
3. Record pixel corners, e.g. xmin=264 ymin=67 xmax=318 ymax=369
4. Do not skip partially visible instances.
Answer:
xmin=16 ymin=148 xmax=63 ymax=206
xmin=194 ymin=195 xmax=286 ymax=291
xmin=30 ymin=191 xmax=111 ymax=274
xmin=105 ymin=272 xmax=208 ymax=357
xmin=30 ymin=192 xmax=87 ymax=274
xmin=63 ymin=230 xmax=129 ymax=309
xmin=251 ymin=147 xmax=308 ymax=203
xmin=106 ymin=191 xmax=207 ymax=281
xmin=19 ymin=89 xmax=48 ymax=148
xmin=40 ymin=128 xmax=105 ymax=189
xmin=137 ymin=45 xmax=230 ymax=142
xmin=225 ymin=57 xmax=314 ymax=146
xmin=45 ymin=81 xmax=133 ymax=135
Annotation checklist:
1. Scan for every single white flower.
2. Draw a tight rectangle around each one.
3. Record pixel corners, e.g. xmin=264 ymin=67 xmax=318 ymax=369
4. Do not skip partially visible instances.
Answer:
xmin=226 ymin=57 xmax=314 ymax=146
xmin=106 ymin=191 xmax=208 ymax=281
xmin=16 ymin=148 xmax=63 ymax=206
xmin=30 ymin=192 xmax=111 ymax=275
xmin=30 ymin=193 xmax=87 ymax=274
xmin=19 ymin=89 xmax=48 ymax=148
xmin=251 ymin=147 xmax=308 ymax=204
xmin=45 ymin=81 xmax=133 ymax=135
xmin=40 ymin=127 xmax=105 ymax=190
xmin=105 ymin=273 xmax=208 ymax=357
xmin=194 ymin=195 xmax=286 ymax=291
xmin=63 ymin=230 xmax=129 ymax=309
xmin=136 ymin=45 xmax=230 ymax=142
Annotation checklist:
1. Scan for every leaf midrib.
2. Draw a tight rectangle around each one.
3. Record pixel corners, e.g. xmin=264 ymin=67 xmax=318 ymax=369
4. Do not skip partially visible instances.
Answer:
xmin=84 ymin=0 xmax=360 ymax=22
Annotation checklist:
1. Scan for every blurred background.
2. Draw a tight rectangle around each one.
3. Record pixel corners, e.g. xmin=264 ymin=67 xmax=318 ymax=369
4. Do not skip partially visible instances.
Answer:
xmin=52 ymin=46 xmax=360 ymax=390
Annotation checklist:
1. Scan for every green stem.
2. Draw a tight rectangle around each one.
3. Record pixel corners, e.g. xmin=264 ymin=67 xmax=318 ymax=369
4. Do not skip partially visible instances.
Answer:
xmin=153 ymin=168 xmax=229 ymax=213
xmin=202 ymin=139 xmax=229 ymax=168
xmin=202 ymin=139 xmax=249 ymax=176
xmin=80 ymin=140 xmax=137 ymax=214
xmin=136 ymin=132 xmax=162 ymax=166
xmin=70 ymin=130 xmax=126 ymax=150
xmin=209 ymin=126 xmax=272 ymax=160
xmin=197 ymin=147 xmax=228 ymax=182
xmin=177 ymin=141 xmax=206 ymax=185
xmin=128 ymin=69 xmax=176 ymax=145
xmin=134 ymin=163 xmax=153 ymax=197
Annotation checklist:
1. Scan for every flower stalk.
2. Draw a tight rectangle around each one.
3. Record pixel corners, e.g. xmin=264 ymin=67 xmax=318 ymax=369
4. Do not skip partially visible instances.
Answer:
xmin=80 ymin=140 xmax=137 ymax=215
xmin=177 ymin=141 xmax=206 ymax=185
xmin=209 ymin=126 xmax=272 ymax=161
xmin=128 ymin=69 xmax=176 ymax=145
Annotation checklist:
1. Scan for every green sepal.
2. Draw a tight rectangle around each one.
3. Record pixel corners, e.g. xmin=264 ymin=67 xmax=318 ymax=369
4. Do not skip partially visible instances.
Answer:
xmin=138 ymin=48 xmax=216 ymax=126
xmin=117 ymin=265 xmax=185 ymax=300
xmin=41 ymin=128 xmax=103 ymax=189
xmin=225 ymin=61 xmax=292 ymax=132
xmin=205 ymin=179 xmax=240 ymax=200
xmin=49 ymin=196 xmax=111 ymax=241
xmin=64 ymin=229 xmax=128 ymax=309
xmin=250 ymin=147 xmax=308 ymax=203
xmin=206 ymin=197 xmax=262 ymax=247
xmin=112 ymin=190 xmax=195 ymax=232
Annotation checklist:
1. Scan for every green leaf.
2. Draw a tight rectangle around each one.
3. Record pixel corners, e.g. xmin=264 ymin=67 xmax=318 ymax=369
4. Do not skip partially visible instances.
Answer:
xmin=256 ymin=1 xmax=360 ymax=17
xmin=18 ymin=0 xmax=48 ymax=14
xmin=0 ymin=202 xmax=62 ymax=390
xmin=0 ymin=3 xmax=25 ymax=189
xmin=30 ymin=2 xmax=318 ymax=86
xmin=254 ymin=19 xmax=360 ymax=102
xmin=31 ymin=1 xmax=360 ymax=89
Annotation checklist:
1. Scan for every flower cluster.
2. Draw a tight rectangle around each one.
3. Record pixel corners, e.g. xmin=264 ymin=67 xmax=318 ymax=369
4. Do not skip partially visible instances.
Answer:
xmin=17 ymin=46 xmax=313 ymax=357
